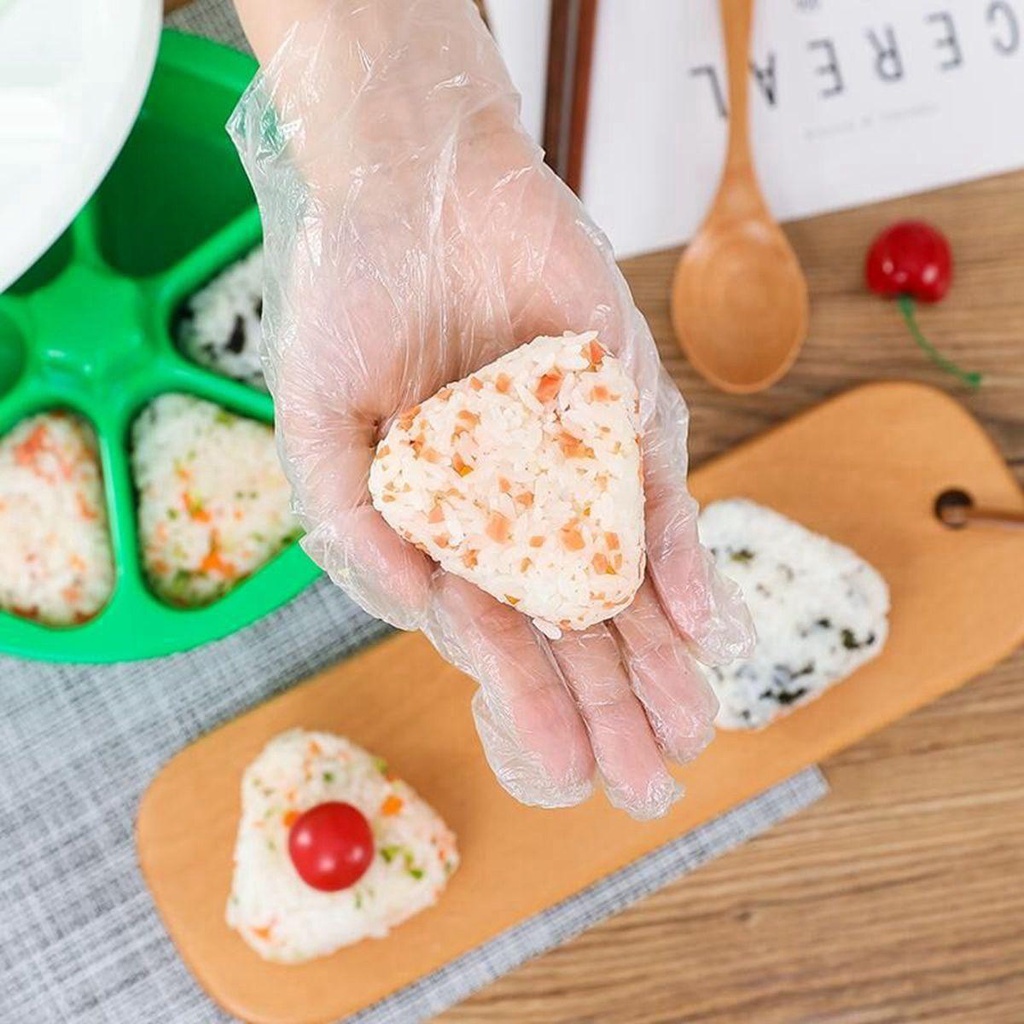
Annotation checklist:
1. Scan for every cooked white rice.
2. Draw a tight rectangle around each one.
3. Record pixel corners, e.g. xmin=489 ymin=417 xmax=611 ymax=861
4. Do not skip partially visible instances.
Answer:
xmin=131 ymin=394 xmax=299 ymax=606
xmin=176 ymin=248 xmax=266 ymax=389
xmin=369 ymin=332 xmax=645 ymax=636
xmin=0 ymin=411 xmax=113 ymax=625
xmin=226 ymin=729 xmax=459 ymax=964
xmin=699 ymin=499 xmax=890 ymax=729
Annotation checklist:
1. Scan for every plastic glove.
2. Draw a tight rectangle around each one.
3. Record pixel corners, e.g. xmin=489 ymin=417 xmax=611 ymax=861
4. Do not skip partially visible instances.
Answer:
xmin=229 ymin=0 xmax=753 ymax=820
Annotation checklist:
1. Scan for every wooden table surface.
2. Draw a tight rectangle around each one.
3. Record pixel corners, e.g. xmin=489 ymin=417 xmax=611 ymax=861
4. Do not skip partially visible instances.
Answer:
xmin=440 ymin=173 xmax=1024 ymax=1023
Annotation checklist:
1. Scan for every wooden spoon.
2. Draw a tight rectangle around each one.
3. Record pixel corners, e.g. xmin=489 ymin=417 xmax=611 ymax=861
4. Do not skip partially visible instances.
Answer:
xmin=671 ymin=0 xmax=808 ymax=394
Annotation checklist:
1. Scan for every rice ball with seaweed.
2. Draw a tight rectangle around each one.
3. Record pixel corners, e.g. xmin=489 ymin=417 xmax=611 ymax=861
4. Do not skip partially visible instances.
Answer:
xmin=0 ymin=411 xmax=113 ymax=624
xmin=175 ymin=248 xmax=266 ymax=389
xmin=698 ymin=499 xmax=890 ymax=729
xmin=132 ymin=394 xmax=299 ymax=606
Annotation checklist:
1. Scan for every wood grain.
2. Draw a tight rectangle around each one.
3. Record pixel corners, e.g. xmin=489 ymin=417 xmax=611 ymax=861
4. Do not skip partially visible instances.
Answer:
xmin=437 ymin=171 xmax=1024 ymax=1023
xmin=138 ymin=383 xmax=1024 ymax=1024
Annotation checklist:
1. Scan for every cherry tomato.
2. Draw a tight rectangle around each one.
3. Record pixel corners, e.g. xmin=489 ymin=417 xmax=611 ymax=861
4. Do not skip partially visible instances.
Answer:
xmin=865 ymin=220 xmax=952 ymax=303
xmin=287 ymin=802 xmax=374 ymax=892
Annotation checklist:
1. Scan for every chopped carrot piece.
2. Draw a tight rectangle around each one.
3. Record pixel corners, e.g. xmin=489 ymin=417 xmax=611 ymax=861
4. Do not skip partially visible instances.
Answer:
xmin=470 ymin=377 xmax=484 ymax=391
xmin=505 ymin=594 xmax=520 ymax=606
xmin=520 ymin=558 xmax=532 ymax=572
xmin=560 ymin=526 xmax=585 ymax=551
xmin=435 ymin=533 xmax=450 ymax=548
xmin=495 ymin=373 xmax=512 ymax=394
xmin=200 ymin=547 xmax=236 ymax=579
xmin=378 ymin=444 xmax=391 ymax=457
xmin=282 ymin=809 xmax=300 ymax=828
xmin=529 ymin=536 xmax=545 ymax=548
xmin=588 ymin=339 xmax=605 ymax=365
xmin=462 ymin=549 xmax=479 ymax=569
xmin=486 ymin=512 xmax=512 ymax=543
xmin=382 ymin=494 xmax=396 ymax=502
xmin=252 ymin=925 xmax=274 ymax=941
xmin=498 ymin=476 xmax=512 ymax=493
xmin=13 ymin=425 xmax=49 ymax=467
xmin=428 ymin=505 xmax=445 ymax=524
xmin=76 ymin=493 xmax=97 ymax=520
xmin=457 ymin=409 xmax=480 ymax=425
xmin=558 ymin=431 xmax=594 ymax=458
xmin=592 ymin=553 xmax=609 ymax=574
xmin=420 ymin=446 xmax=442 ymax=463
xmin=605 ymin=532 xmax=620 ymax=550
xmin=516 ymin=492 xmax=535 ymax=509
xmin=398 ymin=405 xmax=421 ymax=429
xmin=453 ymin=453 xmax=474 ymax=476
xmin=436 ymin=387 xmax=452 ymax=401
xmin=381 ymin=794 xmax=404 ymax=816
xmin=308 ymin=740 xmax=323 ymax=756
xmin=535 ymin=372 xmax=563 ymax=402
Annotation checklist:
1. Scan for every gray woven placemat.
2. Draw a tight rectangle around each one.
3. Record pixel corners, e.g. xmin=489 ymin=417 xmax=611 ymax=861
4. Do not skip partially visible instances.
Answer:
xmin=0 ymin=571 xmax=825 ymax=1024
xmin=0 ymin=6 xmax=829 ymax=1022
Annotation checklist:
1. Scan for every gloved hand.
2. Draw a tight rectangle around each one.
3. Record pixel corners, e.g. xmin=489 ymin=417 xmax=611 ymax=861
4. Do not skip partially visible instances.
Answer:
xmin=229 ymin=0 xmax=753 ymax=819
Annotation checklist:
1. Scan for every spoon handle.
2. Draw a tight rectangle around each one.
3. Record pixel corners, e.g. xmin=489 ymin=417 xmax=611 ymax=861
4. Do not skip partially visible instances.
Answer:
xmin=720 ymin=0 xmax=755 ymax=175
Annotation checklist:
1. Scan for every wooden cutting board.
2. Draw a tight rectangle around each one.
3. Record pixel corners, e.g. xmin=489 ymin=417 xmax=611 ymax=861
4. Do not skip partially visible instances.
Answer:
xmin=137 ymin=382 xmax=1024 ymax=1024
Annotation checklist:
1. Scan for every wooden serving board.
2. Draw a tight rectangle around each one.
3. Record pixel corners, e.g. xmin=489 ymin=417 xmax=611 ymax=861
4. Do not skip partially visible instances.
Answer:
xmin=137 ymin=382 xmax=1024 ymax=1024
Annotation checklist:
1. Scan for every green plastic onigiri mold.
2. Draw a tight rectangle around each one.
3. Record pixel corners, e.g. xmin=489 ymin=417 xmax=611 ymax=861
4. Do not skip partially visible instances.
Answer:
xmin=0 ymin=31 xmax=320 ymax=663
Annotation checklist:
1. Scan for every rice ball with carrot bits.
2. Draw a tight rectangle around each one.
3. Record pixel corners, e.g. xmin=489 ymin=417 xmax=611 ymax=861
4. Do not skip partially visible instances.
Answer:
xmin=132 ymin=395 xmax=300 ymax=606
xmin=0 ymin=411 xmax=114 ymax=625
xmin=369 ymin=332 xmax=645 ymax=637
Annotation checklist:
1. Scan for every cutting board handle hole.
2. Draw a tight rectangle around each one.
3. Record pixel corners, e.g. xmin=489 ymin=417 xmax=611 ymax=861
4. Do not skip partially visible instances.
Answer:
xmin=935 ymin=488 xmax=1024 ymax=530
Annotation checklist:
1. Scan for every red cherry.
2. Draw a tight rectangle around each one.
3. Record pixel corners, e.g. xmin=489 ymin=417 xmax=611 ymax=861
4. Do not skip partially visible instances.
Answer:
xmin=865 ymin=220 xmax=952 ymax=303
xmin=287 ymin=802 xmax=374 ymax=892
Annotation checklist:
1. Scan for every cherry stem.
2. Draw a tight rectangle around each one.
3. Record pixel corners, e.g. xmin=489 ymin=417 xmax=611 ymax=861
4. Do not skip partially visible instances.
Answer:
xmin=896 ymin=295 xmax=982 ymax=390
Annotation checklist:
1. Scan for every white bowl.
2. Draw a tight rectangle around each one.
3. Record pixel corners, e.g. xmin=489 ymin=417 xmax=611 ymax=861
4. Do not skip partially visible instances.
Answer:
xmin=0 ymin=0 xmax=161 ymax=292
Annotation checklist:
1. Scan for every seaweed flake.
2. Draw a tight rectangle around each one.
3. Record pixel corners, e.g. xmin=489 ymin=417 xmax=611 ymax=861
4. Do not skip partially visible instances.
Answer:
xmin=841 ymin=628 xmax=862 ymax=650
xmin=775 ymin=688 xmax=808 ymax=706
xmin=226 ymin=315 xmax=247 ymax=353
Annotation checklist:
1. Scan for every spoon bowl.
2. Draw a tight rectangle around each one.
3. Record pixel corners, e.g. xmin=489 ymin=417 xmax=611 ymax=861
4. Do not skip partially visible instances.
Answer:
xmin=673 ymin=211 xmax=807 ymax=393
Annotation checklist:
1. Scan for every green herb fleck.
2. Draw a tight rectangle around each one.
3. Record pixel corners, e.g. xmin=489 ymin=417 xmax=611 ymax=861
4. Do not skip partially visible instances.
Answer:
xmin=730 ymin=548 xmax=755 ymax=564
xmin=167 ymin=508 xmax=179 ymax=520
xmin=841 ymin=628 xmax=860 ymax=650
xmin=380 ymin=845 xmax=402 ymax=864
xmin=322 ymin=771 xmax=335 ymax=783
xmin=354 ymin=891 xmax=363 ymax=910
xmin=215 ymin=409 xmax=234 ymax=426
xmin=266 ymin=839 xmax=277 ymax=851
xmin=403 ymin=850 xmax=424 ymax=880
xmin=373 ymin=757 xmax=389 ymax=776
xmin=816 ymin=618 xmax=832 ymax=629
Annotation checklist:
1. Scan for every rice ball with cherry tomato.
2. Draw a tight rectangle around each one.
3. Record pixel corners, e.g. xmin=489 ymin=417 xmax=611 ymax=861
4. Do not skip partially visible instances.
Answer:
xmin=227 ymin=729 xmax=459 ymax=963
